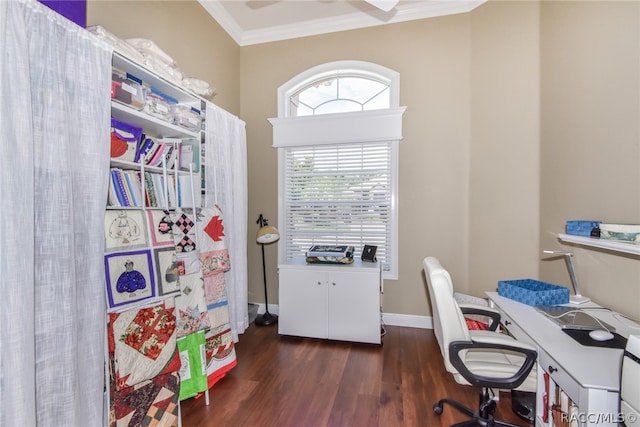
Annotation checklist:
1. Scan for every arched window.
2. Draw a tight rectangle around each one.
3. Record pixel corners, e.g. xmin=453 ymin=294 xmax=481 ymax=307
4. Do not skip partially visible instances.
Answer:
xmin=278 ymin=60 xmax=400 ymax=117
xmin=290 ymin=72 xmax=391 ymax=116
xmin=270 ymin=61 xmax=405 ymax=278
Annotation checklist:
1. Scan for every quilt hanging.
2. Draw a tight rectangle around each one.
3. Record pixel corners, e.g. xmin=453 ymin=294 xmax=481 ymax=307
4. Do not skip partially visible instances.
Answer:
xmin=107 ymin=299 xmax=180 ymax=391
xmin=196 ymin=206 xmax=237 ymax=388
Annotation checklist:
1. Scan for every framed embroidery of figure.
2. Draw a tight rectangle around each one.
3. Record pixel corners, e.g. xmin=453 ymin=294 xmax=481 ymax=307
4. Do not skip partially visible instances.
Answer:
xmin=105 ymin=249 xmax=156 ymax=310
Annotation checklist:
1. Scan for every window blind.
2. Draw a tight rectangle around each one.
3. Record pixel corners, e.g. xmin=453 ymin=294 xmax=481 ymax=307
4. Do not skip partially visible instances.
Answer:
xmin=283 ymin=142 xmax=392 ymax=271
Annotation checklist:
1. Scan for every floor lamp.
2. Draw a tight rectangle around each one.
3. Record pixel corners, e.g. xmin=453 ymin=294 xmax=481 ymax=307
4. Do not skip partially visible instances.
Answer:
xmin=255 ymin=214 xmax=280 ymax=326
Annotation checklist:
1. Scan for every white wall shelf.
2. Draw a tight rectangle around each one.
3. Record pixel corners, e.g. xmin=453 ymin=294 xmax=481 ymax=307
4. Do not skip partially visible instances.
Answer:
xmin=559 ymin=233 xmax=640 ymax=256
xmin=111 ymin=102 xmax=200 ymax=139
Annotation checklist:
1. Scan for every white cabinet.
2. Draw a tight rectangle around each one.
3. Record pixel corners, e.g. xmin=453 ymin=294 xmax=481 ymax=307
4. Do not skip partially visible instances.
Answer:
xmin=278 ymin=259 xmax=382 ymax=344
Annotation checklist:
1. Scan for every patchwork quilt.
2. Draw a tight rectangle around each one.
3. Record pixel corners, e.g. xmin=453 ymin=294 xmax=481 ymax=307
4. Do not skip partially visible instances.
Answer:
xmin=109 ymin=371 xmax=180 ymax=427
xmin=108 ymin=299 xmax=180 ymax=391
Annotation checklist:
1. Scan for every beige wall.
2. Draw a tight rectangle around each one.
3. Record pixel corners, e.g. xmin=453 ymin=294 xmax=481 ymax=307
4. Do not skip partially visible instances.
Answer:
xmin=539 ymin=1 xmax=640 ymax=318
xmin=87 ymin=0 xmax=640 ymax=320
xmin=468 ymin=1 xmax=542 ymax=296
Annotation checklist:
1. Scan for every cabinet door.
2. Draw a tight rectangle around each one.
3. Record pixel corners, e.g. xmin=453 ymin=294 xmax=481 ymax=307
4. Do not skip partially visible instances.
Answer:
xmin=278 ymin=268 xmax=328 ymax=339
xmin=328 ymin=269 xmax=380 ymax=344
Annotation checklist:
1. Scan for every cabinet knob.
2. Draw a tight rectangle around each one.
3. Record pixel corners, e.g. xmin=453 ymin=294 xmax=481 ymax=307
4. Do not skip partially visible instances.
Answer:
xmin=317 ymin=281 xmax=322 ymax=285
xmin=332 ymin=282 xmax=336 ymax=286
xmin=548 ymin=366 xmax=557 ymax=374
xmin=504 ymin=320 xmax=511 ymax=326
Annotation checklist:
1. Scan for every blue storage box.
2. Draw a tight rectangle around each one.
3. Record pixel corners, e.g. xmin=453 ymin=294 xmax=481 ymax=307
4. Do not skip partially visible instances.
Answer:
xmin=566 ymin=220 xmax=601 ymax=237
xmin=498 ymin=279 xmax=570 ymax=306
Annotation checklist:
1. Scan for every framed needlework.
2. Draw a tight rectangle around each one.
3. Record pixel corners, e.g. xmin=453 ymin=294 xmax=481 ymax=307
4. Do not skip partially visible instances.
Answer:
xmin=104 ymin=210 xmax=148 ymax=250
xmin=154 ymin=247 xmax=180 ymax=296
xmin=105 ymin=249 xmax=156 ymax=310
xmin=146 ymin=210 xmax=175 ymax=247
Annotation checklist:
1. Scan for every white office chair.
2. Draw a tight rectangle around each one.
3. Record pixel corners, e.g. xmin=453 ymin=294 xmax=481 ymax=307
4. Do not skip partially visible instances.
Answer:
xmin=423 ymin=257 xmax=538 ymax=426
xmin=621 ymin=334 xmax=640 ymax=427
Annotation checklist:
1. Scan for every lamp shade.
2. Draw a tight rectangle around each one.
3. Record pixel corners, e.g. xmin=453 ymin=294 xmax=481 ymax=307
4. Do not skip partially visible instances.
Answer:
xmin=256 ymin=225 xmax=280 ymax=244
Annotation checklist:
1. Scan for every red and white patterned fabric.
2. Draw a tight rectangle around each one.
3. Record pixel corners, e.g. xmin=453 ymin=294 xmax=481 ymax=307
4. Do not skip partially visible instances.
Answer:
xmin=108 ymin=300 xmax=181 ymax=391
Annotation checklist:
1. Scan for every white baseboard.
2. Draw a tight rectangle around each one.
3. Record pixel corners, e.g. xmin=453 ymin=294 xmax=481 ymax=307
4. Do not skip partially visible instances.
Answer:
xmin=252 ymin=303 xmax=433 ymax=330
xmin=382 ymin=312 xmax=432 ymax=329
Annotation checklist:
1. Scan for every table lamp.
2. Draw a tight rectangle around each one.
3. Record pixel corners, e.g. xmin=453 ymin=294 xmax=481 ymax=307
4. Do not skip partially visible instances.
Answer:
xmin=255 ymin=214 xmax=280 ymax=326
xmin=542 ymin=250 xmax=590 ymax=304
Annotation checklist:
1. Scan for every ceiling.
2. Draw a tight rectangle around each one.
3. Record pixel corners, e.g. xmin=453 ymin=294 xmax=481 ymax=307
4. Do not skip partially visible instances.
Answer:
xmin=198 ymin=0 xmax=486 ymax=46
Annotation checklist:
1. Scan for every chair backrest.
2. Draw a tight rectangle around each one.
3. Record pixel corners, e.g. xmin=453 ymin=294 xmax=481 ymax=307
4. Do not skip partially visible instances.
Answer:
xmin=423 ymin=256 xmax=472 ymax=375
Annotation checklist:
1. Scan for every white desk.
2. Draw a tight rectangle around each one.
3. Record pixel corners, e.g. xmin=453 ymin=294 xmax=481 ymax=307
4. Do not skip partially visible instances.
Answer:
xmin=487 ymin=292 xmax=640 ymax=426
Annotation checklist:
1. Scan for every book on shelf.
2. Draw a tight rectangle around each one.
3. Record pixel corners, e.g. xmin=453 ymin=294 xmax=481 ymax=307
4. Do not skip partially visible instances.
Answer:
xmin=110 ymin=169 xmax=130 ymax=207
xmin=165 ymin=175 xmax=177 ymax=208
xmin=135 ymin=137 xmax=155 ymax=163
xmin=143 ymin=171 xmax=157 ymax=208
xmin=306 ymin=245 xmax=355 ymax=258
xmin=164 ymin=144 xmax=178 ymax=169
xmin=122 ymin=170 xmax=142 ymax=207
xmin=143 ymin=138 xmax=163 ymax=165
xmin=147 ymin=143 xmax=167 ymax=168
xmin=108 ymin=169 xmax=122 ymax=207
xmin=120 ymin=170 xmax=136 ymax=206
xmin=152 ymin=173 xmax=164 ymax=208
xmin=158 ymin=138 xmax=181 ymax=170
xmin=179 ymin=143 xmax=193 ymax=170
xmin=177 ymin=174 xmax=200 ymax=208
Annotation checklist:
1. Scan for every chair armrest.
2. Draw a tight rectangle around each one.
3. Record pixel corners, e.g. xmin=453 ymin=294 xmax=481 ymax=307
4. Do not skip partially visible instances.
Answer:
xmin=448 ymin=340 xmax=537 ymax=389
xmin=469 ymin=331 xmax=537 ymax=351
xmin=459 ymin=303 xmax=501 ymax=331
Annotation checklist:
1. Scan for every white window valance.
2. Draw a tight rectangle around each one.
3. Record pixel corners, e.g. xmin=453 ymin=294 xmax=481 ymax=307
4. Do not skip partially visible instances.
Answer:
xmin=269 ymin=107 xmax=406 ymax=148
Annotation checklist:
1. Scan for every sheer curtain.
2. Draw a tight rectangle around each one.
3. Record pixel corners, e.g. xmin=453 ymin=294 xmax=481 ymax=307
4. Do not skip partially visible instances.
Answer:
xmin=0 ymin=1 xmax=112 ymax=426
xmin=205 ymin=102 xmax=248 ymax=340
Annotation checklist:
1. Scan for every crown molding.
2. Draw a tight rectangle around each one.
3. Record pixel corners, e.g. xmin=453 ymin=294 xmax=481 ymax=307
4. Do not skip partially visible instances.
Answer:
xmin=199 ymin=1 xmax=486 ymax=46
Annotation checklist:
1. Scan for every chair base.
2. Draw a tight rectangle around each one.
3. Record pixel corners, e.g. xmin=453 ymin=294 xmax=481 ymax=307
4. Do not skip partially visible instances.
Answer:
xmin=433 ymin=388 xmax=524 ymax=427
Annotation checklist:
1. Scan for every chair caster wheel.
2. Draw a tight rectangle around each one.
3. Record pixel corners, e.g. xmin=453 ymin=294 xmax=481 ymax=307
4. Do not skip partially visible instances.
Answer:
xmin=433 ymin=403 xmax=443 ymax=415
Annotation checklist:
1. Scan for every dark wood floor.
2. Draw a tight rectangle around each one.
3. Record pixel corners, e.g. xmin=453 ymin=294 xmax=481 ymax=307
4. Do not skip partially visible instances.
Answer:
xmin=180 ymin=324 xmax=529 ymax=427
